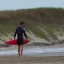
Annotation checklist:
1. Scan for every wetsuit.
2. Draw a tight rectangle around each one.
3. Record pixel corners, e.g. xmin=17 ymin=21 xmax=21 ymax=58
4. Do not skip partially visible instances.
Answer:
xmin=14 ymin=26 xmax=28 ymax=45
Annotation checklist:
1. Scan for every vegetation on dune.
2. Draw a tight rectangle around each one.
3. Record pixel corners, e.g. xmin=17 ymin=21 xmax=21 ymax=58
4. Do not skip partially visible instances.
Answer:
xmin=0 ymin=8 xmax=64 ymax=41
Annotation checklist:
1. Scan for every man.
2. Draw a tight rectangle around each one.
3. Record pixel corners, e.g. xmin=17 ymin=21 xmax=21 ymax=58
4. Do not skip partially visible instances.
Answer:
xmin=14 ymin=22 xmax=28 ymax=56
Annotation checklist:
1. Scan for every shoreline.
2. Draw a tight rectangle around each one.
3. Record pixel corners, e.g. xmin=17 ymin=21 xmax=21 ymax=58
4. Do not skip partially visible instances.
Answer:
xmin=0 ymin=43 xmax=64 ymax=57
xmin=0 ymin=44 xmax=64 ymax=64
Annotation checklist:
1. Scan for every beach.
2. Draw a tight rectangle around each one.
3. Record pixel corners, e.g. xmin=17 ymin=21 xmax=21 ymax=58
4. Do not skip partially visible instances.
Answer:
xmin=0 ymin=43 xmax=64 ymax=64
xmin=0 ymin=56 xmax=64 ymax=64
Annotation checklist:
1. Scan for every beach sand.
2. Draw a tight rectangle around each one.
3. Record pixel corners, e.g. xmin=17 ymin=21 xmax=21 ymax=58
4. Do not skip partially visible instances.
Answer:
xmin=0 ymin=56 xmax=64 ymax=64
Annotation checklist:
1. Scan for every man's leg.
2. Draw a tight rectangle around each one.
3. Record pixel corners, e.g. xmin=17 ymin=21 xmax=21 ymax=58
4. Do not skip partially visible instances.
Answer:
xmin=18 ymin=45 xmax=20 ymax=56
xmin=18 ymin=45 xmax=23 ymax=56
xmin=20 ymin=45 xmax=23 ymax=55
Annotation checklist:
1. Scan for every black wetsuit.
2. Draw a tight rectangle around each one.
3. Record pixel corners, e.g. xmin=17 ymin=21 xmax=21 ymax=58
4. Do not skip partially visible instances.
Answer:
xmin=14 ymin=26 xmax=27 ymax=45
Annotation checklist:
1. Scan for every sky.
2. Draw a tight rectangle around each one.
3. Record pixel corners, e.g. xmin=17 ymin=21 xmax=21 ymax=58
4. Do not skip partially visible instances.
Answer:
xmin=0 ymin=0 xmax=64 ymax=10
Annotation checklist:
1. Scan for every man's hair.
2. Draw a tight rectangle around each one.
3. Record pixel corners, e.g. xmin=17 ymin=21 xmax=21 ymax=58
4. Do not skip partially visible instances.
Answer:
xmin=20 ymin=21 xmax=24 ymax=25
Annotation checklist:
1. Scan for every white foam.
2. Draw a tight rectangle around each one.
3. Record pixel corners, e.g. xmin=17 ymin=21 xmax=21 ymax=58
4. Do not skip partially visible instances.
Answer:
xmin=0 ymin=47 xmax=64 ymax=56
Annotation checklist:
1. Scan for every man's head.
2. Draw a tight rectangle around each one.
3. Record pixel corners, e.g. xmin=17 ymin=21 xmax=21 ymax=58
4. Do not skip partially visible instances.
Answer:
xmin=20 ymin=21 xmax=24 ymax=26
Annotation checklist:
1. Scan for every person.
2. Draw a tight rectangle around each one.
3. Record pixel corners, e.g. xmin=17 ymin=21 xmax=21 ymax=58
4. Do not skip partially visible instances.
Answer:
xmin=14 ymin=21 xmax=28 ymax=56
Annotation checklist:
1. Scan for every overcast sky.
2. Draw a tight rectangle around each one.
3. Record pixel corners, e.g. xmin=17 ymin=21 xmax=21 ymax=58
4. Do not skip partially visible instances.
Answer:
xmin=0 ymin=0 xmax=64 ymax=10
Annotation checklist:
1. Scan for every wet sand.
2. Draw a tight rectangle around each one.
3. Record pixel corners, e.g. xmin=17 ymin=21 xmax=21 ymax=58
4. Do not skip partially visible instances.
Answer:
xmin=0 ymin=56 xmax=64 ymax=64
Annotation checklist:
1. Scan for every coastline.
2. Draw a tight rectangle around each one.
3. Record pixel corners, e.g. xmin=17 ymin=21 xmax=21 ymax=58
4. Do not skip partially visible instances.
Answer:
xmin=0 ymin=43 xmax=64 ymax=64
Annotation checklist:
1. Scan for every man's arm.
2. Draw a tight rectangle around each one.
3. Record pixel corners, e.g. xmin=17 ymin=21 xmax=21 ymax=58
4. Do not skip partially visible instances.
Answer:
xmin=22 ymin=27 xmax=28 ymax=39
xmin=14 ymin=29 xmax=17 ymax=39
xmin=23 ymin=31 xmax=28 ymax=38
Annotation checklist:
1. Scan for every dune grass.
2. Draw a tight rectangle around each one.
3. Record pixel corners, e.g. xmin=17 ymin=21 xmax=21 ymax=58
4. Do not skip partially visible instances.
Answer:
xmin=0 ymin=7 xmax=64 ymax=41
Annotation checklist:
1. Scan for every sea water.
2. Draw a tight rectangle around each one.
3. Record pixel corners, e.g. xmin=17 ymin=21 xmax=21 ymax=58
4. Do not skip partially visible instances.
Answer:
xmin=0 ymin=46 xmax=64 ymax=56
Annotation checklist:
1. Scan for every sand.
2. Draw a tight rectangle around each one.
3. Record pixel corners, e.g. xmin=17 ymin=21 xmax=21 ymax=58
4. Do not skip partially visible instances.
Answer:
xmin=0 ymin=56 xmax=64 ymax=64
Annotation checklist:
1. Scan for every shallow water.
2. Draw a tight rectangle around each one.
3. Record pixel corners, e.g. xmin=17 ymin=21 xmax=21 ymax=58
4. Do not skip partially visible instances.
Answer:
xmin=0 ymin=46 xmax=64 ymax=56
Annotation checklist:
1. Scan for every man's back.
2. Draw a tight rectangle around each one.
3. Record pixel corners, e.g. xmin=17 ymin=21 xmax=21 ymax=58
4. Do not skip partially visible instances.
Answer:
xmin=14 ymin=26 xmax=27 ymax=39
xmin=16 ymin=26 xmax=23 ymax=39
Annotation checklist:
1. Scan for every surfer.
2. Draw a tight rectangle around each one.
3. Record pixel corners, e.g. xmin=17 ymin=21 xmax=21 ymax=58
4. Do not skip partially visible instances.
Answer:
xmin=14 ymin=21 xmax=28 ymax=56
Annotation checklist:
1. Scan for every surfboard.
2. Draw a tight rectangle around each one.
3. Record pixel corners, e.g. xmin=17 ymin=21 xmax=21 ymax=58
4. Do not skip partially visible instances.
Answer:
xmin=5 ymin=38 xmax=29 ymax=45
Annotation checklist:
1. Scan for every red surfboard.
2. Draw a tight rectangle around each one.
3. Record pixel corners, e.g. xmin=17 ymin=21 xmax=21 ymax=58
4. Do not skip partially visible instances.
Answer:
xmin=5 ymin=38 xmax=29 ymax=45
